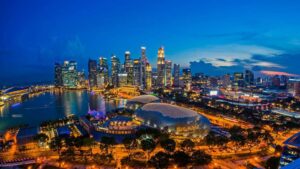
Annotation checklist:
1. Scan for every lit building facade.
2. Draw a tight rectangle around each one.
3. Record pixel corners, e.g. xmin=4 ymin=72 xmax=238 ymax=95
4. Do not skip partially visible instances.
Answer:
xmin=245 ymin=70 xmax=254 ymax=86
xmin=61 ymin=61 xmax=78 ymax=88
xmin=88 ymin=59 xmax=97 ymax=88
xmin=145 ymin=63 xmax=152 ymax=90
xmin=173 ymin=64 xmax=180 ymax=88
xmin=124 ymin=51 xmax=133 ymax=85
xmin=182 ymin=68 xmax=192 ymax=91
xmin=54 ymin=63 xmax=63 ymax=87
xmin=133 ymin=59 xmax=142 ymax=86
xmin=99 ymin=57 xmax=109 ymax=86
xmin=111 ymin=55 xmax=120 ymax=87
xmin=165 ymin=60 xmax=172 ymax=87
xmin=157 ymin=47 xmax=166 ymax=87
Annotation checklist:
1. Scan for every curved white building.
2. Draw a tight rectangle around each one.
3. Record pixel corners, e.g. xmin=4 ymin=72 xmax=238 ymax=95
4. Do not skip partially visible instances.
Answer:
xmin=135 ymin=103 xmax=210 ymax=138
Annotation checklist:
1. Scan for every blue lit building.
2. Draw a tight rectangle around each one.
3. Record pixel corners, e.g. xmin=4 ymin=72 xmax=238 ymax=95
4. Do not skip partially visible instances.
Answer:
xmin=280 ymin=132 xmax=300 ymax=167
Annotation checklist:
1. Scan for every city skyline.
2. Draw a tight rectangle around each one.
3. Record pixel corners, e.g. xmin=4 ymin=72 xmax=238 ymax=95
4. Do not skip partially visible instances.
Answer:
xmin=1 ymin=0 xmax=300 ymax=85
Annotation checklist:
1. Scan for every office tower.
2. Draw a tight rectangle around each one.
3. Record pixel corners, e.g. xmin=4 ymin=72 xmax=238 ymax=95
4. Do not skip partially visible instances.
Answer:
xmin=99 ymin=57 xmax=109 ymax=85
xmin=88 ymin=59 xmax=97 ymax=88
xmin=245 ymin=70 xmax=254 ymax=86
xmin=77 ymin=71 xmax=86 ymax=87
xmin=222 ymin=74 xmax=231 ymax=87
xmin=118 ymin=73 xmax=128 ymax=87
xmin=61 ymin=61 xmax=78 ymax=88
xmin=165 ymin=60 xmax=172 ymax=87
xmin=133 ymin=59 xmax=142 ymax=86
xmin=271 ymin=75 xmax=281 ymax=88
xmin=145 ymin=63 xmax=152 ymax=90
xmin=54 ymin=63 xmax=63 ymax=87
xmin=233 ymin=72 xmax=244 ymax=87
xmin=288 ymin=78 xmax=300 ymax=99
xmin=173 ymin=64 xmax=180 ymax=87
xmin=111 ymin=55 xmax=120 ymax=87
xmin=157 ymin=47 xmax=166 ymax=87
xmin=140 ymin=46 xmax=149 ymax=88
xmin=182 ymin=68 xmax=192 ymax=91
xmin=124 ymin=51 xmax=133 ymax=85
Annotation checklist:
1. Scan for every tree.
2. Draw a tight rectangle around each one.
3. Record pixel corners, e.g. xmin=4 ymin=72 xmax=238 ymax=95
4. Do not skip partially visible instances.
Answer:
xmin=265 ymin=156 xmax=280 ymax=169
xmin=141 ymin=138 xmax=156 ymax=161
xmin=149 ymin=151 xmax=170 ymax=169
xmin=180 ymin=139 xmax=195 ymax=152
xmin=191 ymin=150 xmax=212 ymax=166
xmin=160 ymin=138 xmax=176 ymax=153
xmin=50 ymin=137 xmax=62 ymax=153
xmin=173 ymin=151 xmax=190 ymax=167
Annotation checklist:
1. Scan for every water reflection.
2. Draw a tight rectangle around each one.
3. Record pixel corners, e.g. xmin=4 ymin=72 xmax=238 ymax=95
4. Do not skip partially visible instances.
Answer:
xmin=0 ymin=90 xmax=125 ymax=132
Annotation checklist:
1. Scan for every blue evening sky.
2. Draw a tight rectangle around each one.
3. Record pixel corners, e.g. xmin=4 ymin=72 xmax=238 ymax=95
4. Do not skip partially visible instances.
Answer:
xmin=1 ymin=0 xmax=300 ymax=86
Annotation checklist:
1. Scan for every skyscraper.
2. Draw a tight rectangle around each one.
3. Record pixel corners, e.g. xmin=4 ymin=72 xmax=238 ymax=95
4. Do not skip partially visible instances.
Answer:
xmin=133 ymin=59 xmax=142 ymax=86
xmin=124 ymin=51 xmax=133 ymax=85
xmin=140 ymin=46 xmax=149 ymax=88
xmin=99 ymin=57 xmax=109 ymax=86
xmin=111 ymin=55 xmax=120 ymax=87
xmin=245 ymin=70 xmax=254 ymax=86
xmin=54 ymin=63 xmax=63 ymax=87
xmin=145 ymin=63 xmax=152 ymax=90
xmin=233 ymin=72 xmax=244 ymax=87
xmin=173 ymin=64 xmax=180 ymax=87
xmin=61 ymin=61 xmax=78 ymax=88
xmin=157 ymin=47 xmax=166 ymax=87
xmin=165 ymin=60 xmax=172 ymax=87
xmin=88 ymin=59 xmax=97 ymax=88
xmin=182 ymin=68 xmax=192 ymax=91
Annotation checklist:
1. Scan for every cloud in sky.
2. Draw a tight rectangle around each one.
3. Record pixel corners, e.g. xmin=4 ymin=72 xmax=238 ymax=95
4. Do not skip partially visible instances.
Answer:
xmin=171 ymin=44 xmax=300 ymax=75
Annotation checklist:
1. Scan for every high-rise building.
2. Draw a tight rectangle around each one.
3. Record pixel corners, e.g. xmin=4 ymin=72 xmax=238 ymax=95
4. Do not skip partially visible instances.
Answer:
xmin=157 ymin=47 xmax=166 ymax=87
xmin=54 ymin=63 xmax=63 ymax=87
xmin=288 ymin=78 xmax=300 ymax=99
xmin=99 ymin=57 xmax=109 ymax=86
xmin=145 ymin=63 xmax=152 ymax=90
xmin=118 ymin=73 xmax=128 ymax=87
xmin=272 ymin=75 xmax=281 ymax=88
xmin=77 ymin=71 xmax=86 ymax=87
xmin=61 ymin=61 xmax=78 ymax=88
xmin=165 ymin=60 xmax=172 ymax=87
xmin=233 ymin=72 xmax=244 ymax=87
xmin=245 ymin=70 xmax=254 ymax=86
xmin=182 ymin=68 xmax=192 ymax=91
xmin=140 ymin=46 xmax=149 ymax=88
xmin=173 ymin=64 xmax=180 ymax=87
xmin=88 ymin=59 xmax=97 ymax=88
xmin=133 ymin=59 xmax=142 ymax=86
xmin=124 ymin=51 xmax=133 ymax=85
xmin=222 ymin=74 xmax=231 ymax=88
xmin=111 ymin=55 xmax=120 ymax=87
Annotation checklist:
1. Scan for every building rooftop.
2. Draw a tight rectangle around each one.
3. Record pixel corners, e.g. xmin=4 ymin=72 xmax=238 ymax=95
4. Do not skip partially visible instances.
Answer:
xmin=17 ymin=127 xmax=39 ymax=139
xmin=127 ymin=95 xmax=160 ymax=104
xmin=141 ymin=103 xmax=199 ymax=119
xmin=284 ymin=132 xmax=300 ymax=148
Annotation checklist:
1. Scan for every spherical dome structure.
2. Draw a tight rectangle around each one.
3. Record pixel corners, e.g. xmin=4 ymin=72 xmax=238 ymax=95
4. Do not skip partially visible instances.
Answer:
xmin=135 ymin=103 xmax=210 ymax=138
xmin=128 ymin=95 xmax=160 ymax=104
